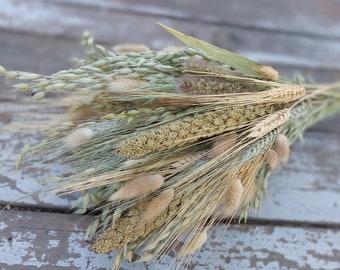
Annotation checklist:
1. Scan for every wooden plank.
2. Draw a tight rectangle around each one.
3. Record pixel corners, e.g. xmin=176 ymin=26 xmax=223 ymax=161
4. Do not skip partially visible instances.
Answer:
xmin=0 ymin=32 xmax=85 ymax=75
xmin=0 ymin=29 xmax=339 ymax=85
xmin=0 ymin=1 xmax=339 ymax=69
xmin=249 ymin=131 xmax=340 ymax=223
xmin=0 ymin=210 xmax=339 ymax=270
xmin=2 ymin=0 xmax=340 ymax=39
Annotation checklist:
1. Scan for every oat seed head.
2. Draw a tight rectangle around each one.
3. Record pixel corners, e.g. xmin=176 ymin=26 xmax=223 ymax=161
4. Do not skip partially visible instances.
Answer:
xmin=0 ymin=65 xmax=6 ymax=74
xmin=13 ymin=83 xmax=30 ymax=91
xmin=109 ymin=174 xmax=164 ymax=201
xmin=32 ymin=91 xmax=45 ymax=101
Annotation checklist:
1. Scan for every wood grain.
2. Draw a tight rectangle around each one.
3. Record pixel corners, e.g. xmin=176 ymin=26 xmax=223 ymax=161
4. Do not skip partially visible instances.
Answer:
xmin=0 ymin=0 xmax=339 ymax=71
xmin=2 ymin=0 xmax=340 ymax=39
xmin=0 ymin=210 xmax=339 ymax=270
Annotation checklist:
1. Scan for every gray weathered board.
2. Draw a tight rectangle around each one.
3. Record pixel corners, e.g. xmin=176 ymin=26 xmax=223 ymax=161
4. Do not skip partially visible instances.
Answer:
xmin=0 ymin=0 xmax=339 ymax=269
xmin=1 ymin=210 xmax=339 ymax=270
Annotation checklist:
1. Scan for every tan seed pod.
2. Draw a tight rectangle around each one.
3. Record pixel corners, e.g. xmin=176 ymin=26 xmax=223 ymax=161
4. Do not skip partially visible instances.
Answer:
xmin=170 ymin=152 xmax=203 ymax=169
xmin=221 ymin=178 xmax=244 ymax=218
xmin=242 ymin=178 xmax=258 ymax=205
xmin=266 ymin=149 xmax=280 ymax=169
xmin=140 ymin=189 xmax=175 ymax=222
xmin=178 ymin=230 xmax=208 ymax=257
xmin=257 ymin=65 xmax=279 ymax=81
xmin=109 ymin=174 xmax=164 ymax=201
xmin=248 ymin=109 xmax=290 ymax=138
xmin=109 ymin=78 xmax=147 ymax=91
xmin=67 ymin=108 xmax=99 ymax=121
xmin=112 ymin=44 xmax=150 ymax=53
xmin=64 ymin=128 xmax=94 ymax=149
xmin=208 ymin=133 xmax=237 ymax=158
xmin=275 ymin=134 xmax=290 ymax=163
xmin=160 ymin=46 xmax=186 ymax=52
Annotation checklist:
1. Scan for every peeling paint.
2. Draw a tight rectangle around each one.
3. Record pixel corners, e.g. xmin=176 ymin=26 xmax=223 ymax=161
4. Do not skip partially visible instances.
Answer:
xmin=0 ymin=232 xmax=35 ymax=266
xmin=0 ymin=222 xmax=8 ymax=230
xmin=47 ymin=239 xmax=60 ymax=249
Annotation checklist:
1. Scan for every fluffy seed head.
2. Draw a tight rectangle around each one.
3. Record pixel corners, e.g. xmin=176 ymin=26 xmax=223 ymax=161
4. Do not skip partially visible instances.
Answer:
xmin=220 ymin=178 xmax=244 ymax=218
xmin=109 ymin=174 xmax=164 ymax=201
xmin=140 ymin=188 xmax=175 ymax=222
xmin=112 ymin=44 xmax=150 ymax=53
xmin=208 ymin=133 xmax=237 ymax=158
xmin=64 ymin=128 xmax=94 ymax=149
xmin=161 ymin=46 xmax=185 ymax=52
xmin=109 ymin=78 xmax=147 ymax=91
xmin=178 ymin=230 xmax=208 ymax=257
xmin=266 ymin=149 xmax=280 ymax=169
xmin=275 ymin=134 xmax=290 ymax=163
xmin=170 ymin=152 xmax=203 ymax=169
xmin=242 ymin=178 xmax=258 ymax=205
xmin=258 ymin=65 xmax=279 ymax=81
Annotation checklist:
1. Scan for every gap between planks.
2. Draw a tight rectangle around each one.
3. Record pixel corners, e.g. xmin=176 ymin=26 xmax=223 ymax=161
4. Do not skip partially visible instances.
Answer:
xmin=0 ymin=210 xmax=339 ymax=270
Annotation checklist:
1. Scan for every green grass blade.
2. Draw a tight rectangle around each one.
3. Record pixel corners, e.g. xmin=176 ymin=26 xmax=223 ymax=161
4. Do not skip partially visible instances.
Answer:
xmin=159 ymin=23 xmax=265 ymax=77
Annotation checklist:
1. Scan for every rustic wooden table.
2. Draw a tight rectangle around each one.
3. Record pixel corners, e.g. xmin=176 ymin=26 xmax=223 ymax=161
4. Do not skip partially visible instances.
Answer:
xmin=0 ymin=1 xmax=339 ymax=269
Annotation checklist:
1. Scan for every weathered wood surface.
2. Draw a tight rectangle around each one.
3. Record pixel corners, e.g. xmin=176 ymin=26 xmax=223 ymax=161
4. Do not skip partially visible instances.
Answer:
xmin=1 ymin=210 xmax=339 ymax=270
xmin=0 ymin=0 xmax=340 ymax=75
xmin=0 ymin=0 xmax=339 ymax=269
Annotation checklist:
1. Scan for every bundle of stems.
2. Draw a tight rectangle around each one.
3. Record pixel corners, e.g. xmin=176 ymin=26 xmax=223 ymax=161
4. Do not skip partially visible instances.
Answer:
xmin=1 ymin=24 xmax=339 ymax=269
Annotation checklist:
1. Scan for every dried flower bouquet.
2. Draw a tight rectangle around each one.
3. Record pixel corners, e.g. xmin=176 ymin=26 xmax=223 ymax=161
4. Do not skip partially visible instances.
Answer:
xmin=1 ymin=24 xmax=339 ymax=269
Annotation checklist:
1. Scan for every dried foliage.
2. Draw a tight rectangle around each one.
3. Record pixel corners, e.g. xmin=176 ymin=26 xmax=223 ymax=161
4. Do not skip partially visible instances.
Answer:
xmin=1 ymin=24 xmax=339 ymax=269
